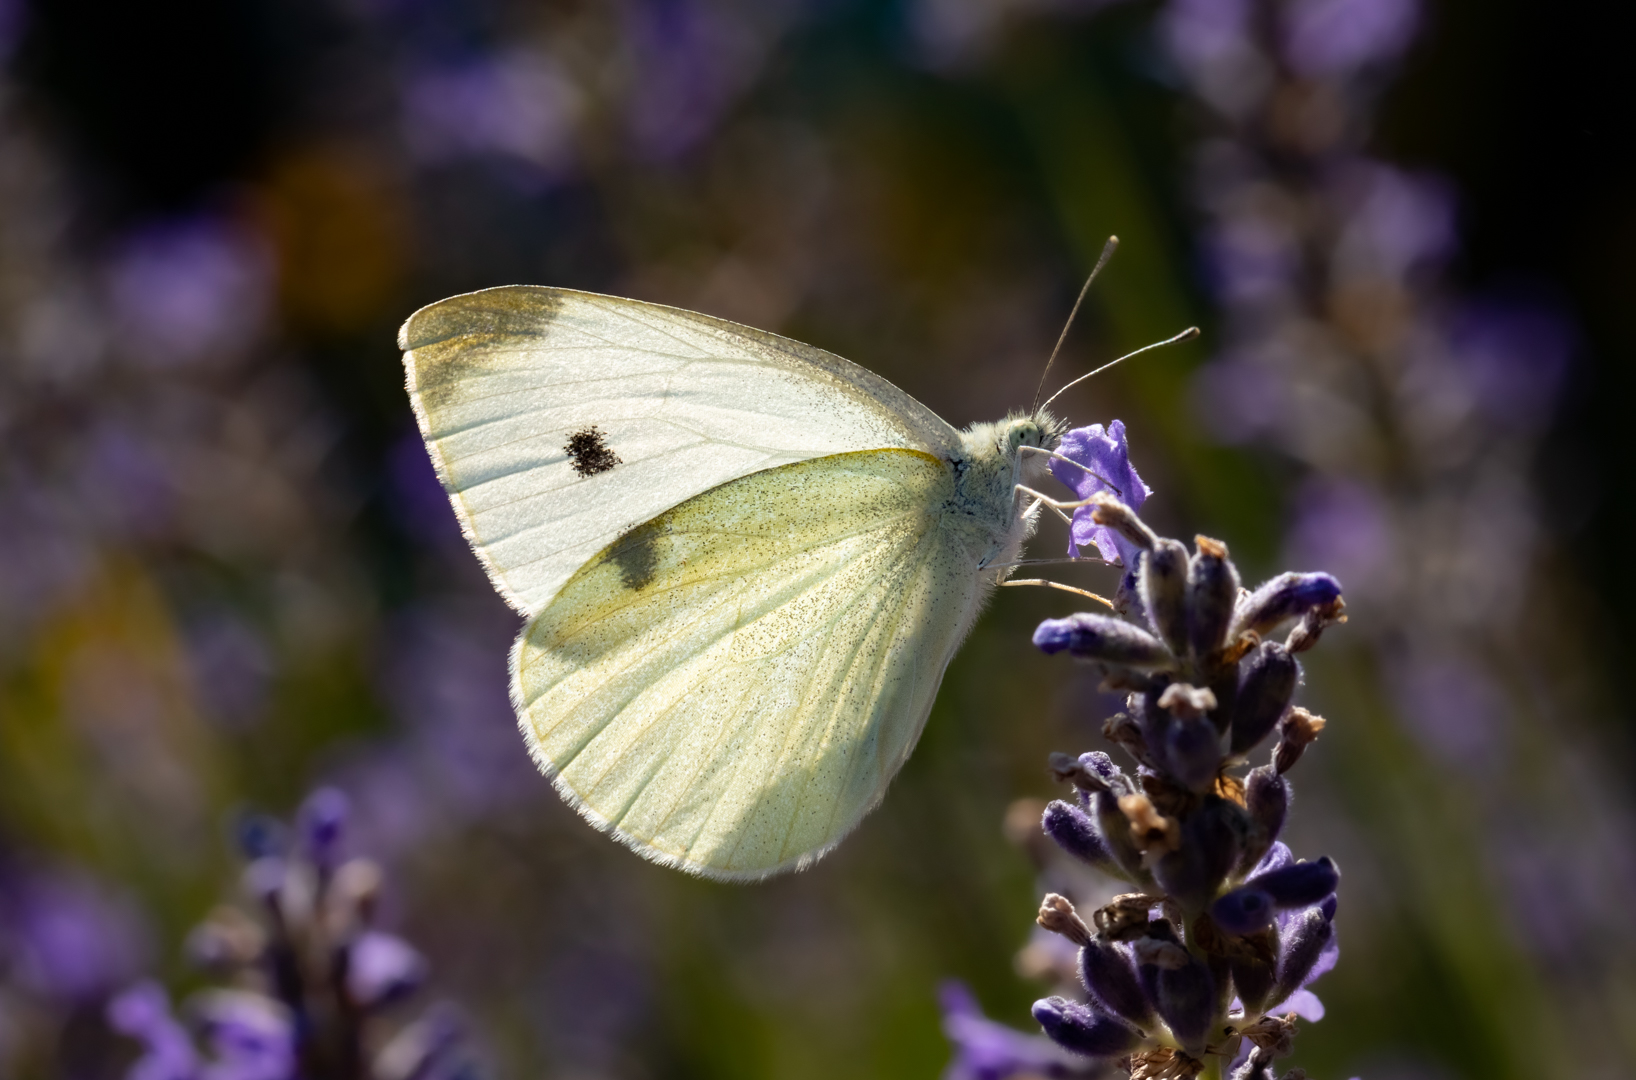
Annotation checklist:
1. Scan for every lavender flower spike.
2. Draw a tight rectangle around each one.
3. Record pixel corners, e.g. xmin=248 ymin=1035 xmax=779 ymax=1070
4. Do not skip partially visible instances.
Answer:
xmin=107 ymin=789 xmax=481 ymax=1080
xmin=1049 ymin=420 xmax=1153 ymax=564
xmin=1010 ymin=442 xmax=1349 ymax=1076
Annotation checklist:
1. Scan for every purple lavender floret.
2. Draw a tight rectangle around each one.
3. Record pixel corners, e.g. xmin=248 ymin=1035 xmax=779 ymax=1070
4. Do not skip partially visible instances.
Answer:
xmin=1031 ymin=997 xmax=1143 ymax=1058
xmin=1212 ymin=857 xmax=1339 ymax=934
xmin=938 ymin=982 xmax=1088 ymax=1080
xmin=1050 ymin=421 xmax=1152 ymax=565
xmin=1231 ymin=572 xmax=1344 ymax=641
xmin=297 ymin=787 xmax=350 ymax=871
xmin=107 ymin=982 xmax=199 ymax=1080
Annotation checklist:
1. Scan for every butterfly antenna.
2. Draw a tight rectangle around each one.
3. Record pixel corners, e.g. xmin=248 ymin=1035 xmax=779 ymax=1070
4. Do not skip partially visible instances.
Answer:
xmin=1032 ymin=236 xmax=1120 ymax=413
xmin=1039 ymin=325 xmax=1201 ymax=413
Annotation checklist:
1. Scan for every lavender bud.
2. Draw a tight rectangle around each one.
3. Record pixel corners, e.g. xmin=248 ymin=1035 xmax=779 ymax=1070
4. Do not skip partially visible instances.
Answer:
xmin=1273 ymin=709 xmax=1327 ymax=774
xmin=1088 ymin=494 xmax=1158 ymax=552
xmin=1034 ymin=614 xmax=1174 ymax=668
xmin=1253 ymin=842 xmax=1294 ymax=875
xmin=1210 ymin=887 xmax=1277 ymax=935
xmin=1230 ymin=1046 xmax=1278 ymax=1080
xmin=1247 ymin=858 xmax=1340 ymax=910
xmin=1230 ymin=573 xmax=1343 ymax=640
xmin=1031 ymin=996 xmax=1143 ymax=1057
xmin=1153 ymin=797 xmax=1243 ymax=910
xmin=298 ymin=787 xmax=349 ymax=871
xmin=1048 ymin=751 xmax=1131 ymax=799
xmin=346 ymin=930 xmax=427 ymax=1009
xmin=1187 ymin=536 xmax=1240 ymax=657
xmin=1094 ymin=790 xmax=1155 ymax=887
xmin=1156 ymin=682 xmax=1217 ymax=718
xmin=234 ymin=813 xmax=288 ymax=861
xmin=242 ymin=857 xmax=288 ymax=910
xmin=1229 ymin=931 xmax=1279 ymax=1016
xmin=1239 ymin=1013 xmax=1297 ymax=1057
xmin=1079 ymin=750 xmax=1126 ymax=788
xmin=1037 ymin=894 xmax=1094 ymax=946
xmin=1132 ymin=692 xmax=1174 ymax=772
xmin=1230 ymin=643 xmax=1298 ymax=754
xmin=1240 ymin=766 xmax=1289 ymax=874
xmin=1092 ymin=894 xmax=1165 ymax=942
xmin=1102 ymin=712 xmax=1158 ymax=771
xmin=1154 ymin=954 xmax=1216 ymax=1054
xmin=1213 ymin=857 xmax=1337 ymax=935
xmin=192 ymin=989 xmax=294 ymax=1063
xmin=1273 ymin=907 xmax=1335 ymax=1006
xmin=1142 ymin=539 xmax=1190 ymax=655
xmin=1164 ymin=715 xmax=1222 ymax=791
xmin=1133 ymin=920 xmax=1179 ymax=1015
xmin=1284 ymin=596 xmax=1345 ymax=653
xmin=1079 ymin=940 xmax=1156 ymax=1030
xmin=107 ymin=981 xmax=200 ymax=1076
xmin=1042 ymin=801 xmax=1119 ymax=875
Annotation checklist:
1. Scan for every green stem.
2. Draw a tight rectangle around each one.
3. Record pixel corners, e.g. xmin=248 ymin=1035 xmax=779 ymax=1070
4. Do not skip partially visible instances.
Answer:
xmin=1199 ymin=1053 xmax=1225 ymax=1080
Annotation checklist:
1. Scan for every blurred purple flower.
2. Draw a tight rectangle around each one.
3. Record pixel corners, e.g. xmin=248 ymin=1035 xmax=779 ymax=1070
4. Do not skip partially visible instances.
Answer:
xmin=1191 ymin=354 xmax=1290 ymax=444
xmin=107 ymin=981 xmax=200 ymax=1080
xmin=1391 ymin=654 xmax=1509 ymax=774
xmin=623 ymin=0 xmax=764 ymax=160
xmin=1160 ymin=0 xmax=1252 ymax=73
xmin=403 ymin=50 xmax=580 ymax=177
xmin=1159 ymin=0 xmax=1271 ymax=118
xmin=1050 ymin=420 xmax=1152 ymax=564
xmin=1281 ymin=0 xmax=1420 ymax=77
xmin=1204 ymin=206 xmax=1302 ymax=305
xmin=3 ymin=868 xmax=150 ymax=1003
xmin=938 ymin=982 xmax=1084 ymax=1080
xmin=77 ymin=419 xmax=176 ymax=540
xmin=1283 ymin=478 xmax=1392 ymax=603
xmin=192 ymin=991 xmax=295 ymax=1080
xmin=297 ymin=788 xmax=350 ymax=871
xmin=105 ymin=215 xmax=272 ymax=368
xmin=1332 ymin=164 xmax=1456 ymax=282
xmin=347 ymin=931 xmax=426 ymax=1008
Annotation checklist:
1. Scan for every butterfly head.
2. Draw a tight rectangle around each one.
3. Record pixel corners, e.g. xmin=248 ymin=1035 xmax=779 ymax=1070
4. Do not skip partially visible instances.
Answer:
xmin=998 ymin=409 xmax=1065 ymax=456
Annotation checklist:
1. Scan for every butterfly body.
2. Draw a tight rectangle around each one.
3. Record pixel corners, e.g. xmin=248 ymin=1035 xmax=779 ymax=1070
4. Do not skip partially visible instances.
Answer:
xmin=402 ymin=286 xmax=1063 ymax=878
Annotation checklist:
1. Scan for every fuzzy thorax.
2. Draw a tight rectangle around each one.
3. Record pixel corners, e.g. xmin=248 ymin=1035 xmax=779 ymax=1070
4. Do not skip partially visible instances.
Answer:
xmin=951 ymin=409 xmax=1065 ymax=572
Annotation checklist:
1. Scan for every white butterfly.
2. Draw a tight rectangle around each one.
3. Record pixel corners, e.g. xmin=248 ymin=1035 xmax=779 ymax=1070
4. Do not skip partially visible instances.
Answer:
xmin=401 ymin=285 xmax=1070 ymax=880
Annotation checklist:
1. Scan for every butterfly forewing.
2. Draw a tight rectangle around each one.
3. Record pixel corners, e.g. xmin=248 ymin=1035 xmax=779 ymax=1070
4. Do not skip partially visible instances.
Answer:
xmin=401 ymin=286 xmax=959 ymax=615
xmin=511 ymin=449 xmax=985 ymax=879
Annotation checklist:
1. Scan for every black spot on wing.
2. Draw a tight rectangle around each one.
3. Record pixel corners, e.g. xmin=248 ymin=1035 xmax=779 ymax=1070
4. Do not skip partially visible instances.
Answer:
xmin=565 ymin=425 xmax=622 ymax=477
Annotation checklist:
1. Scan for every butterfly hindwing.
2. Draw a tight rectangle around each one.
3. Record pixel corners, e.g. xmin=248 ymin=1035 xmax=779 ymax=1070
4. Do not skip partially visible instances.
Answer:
xmin=510 ymin=449 xmax=986 ymax=880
